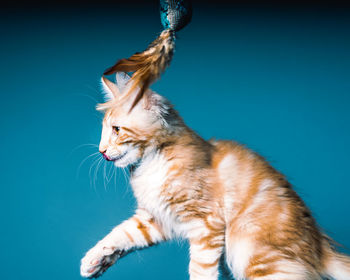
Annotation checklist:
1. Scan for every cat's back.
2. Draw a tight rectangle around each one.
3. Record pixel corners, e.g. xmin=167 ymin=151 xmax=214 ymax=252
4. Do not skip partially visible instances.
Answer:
xmin=211 ymin=140 xmax=322 ymax=246
xmin=210 ymin=139 xmax=284 ymax=185
xmin=210 ymin=139 xmax=297 ymax=220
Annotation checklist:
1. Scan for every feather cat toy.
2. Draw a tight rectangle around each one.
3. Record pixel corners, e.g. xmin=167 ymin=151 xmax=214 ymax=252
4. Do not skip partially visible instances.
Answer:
xmin=104 ymin=0 xmax=192 ymax=111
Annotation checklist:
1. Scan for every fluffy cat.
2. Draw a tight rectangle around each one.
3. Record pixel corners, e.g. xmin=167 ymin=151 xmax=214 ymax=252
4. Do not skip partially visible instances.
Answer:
xmin=80 ymin=72 xmax=350 ymax=280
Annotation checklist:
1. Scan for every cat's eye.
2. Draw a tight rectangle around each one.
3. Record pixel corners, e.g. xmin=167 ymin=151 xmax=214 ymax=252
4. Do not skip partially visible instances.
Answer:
xmin=112 ymin=126 xmax=120 ymax=134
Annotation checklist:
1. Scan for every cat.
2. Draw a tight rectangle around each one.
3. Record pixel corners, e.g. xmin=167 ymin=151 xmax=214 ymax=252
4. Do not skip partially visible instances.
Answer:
xmin=80 ymin=72 xmax=350 ymax=280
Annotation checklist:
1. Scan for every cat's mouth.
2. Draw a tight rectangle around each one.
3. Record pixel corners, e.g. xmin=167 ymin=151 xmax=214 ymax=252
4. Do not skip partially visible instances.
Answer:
xmin=110 ymin=152 xmax=127 ymax=162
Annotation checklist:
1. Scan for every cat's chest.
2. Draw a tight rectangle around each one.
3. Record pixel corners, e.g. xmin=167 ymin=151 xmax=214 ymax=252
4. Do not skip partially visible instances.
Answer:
xmin=130 ymin=153 xmax=201 ymax=238
xmin=130 ymin=153 xmax=171 ymax=217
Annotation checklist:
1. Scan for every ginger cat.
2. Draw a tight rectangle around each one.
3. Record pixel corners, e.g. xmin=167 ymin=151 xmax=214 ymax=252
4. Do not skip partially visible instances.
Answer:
xmin=80 ymin=72 xmax=350 ymax=280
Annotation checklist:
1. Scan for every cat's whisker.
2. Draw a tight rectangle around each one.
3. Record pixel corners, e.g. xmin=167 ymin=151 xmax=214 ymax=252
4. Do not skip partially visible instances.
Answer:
xmin=90 ymin=158 xmax=97 ymax=193
xmin=106 ymin=162 xmax=114 ymax=185
xmin=135 ymin=250 xmax=145 ymax=263
xmin=103 ymin=161 xmax=108 ymax=192
xmin=71 ymin=143 xmax=98 ymax=153
xmin=89 ymin=155 xmax=102 ymax=188
xmin=92 ymin=158 xmax=100 ymax=191
xmin=120 ymin=167 xmax=125 ymax=182
xmin=80 ymin=85 xmax=105 ymax=121
xmin=93 ymin=157 xmax=104 ymax=192
xmin=114 ymin=165 xmax=118 ymax=192
xmin=76 ymin=151 xmax=100 ymax=179
xmin=78 ymin=88 xmax=100 ymax=104
xmin=121 ymin=167 xmax=129 ymax=183
xmin=121 ymin=167 xmax=132 ymax=198
xmin=84 ymin=84 xmax=101 ymax=96
xmin=69 ymin=143 xmax=98 ymax=160
xmin=119 ymin=168 xmax=125 ymax=189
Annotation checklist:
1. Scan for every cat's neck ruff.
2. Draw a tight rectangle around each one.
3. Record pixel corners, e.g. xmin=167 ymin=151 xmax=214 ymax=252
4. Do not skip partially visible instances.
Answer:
xmin=129 ymin=146 xmax=177 ymax=234
xmin=130 ymin=145 xmax=163 ymax=178
xmin=130 ymin=146 xmax=171 ymax=195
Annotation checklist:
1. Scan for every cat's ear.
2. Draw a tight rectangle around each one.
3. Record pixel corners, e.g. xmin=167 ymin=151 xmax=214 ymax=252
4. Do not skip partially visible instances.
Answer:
xmin=101 ymin=76 xmax=120 ymax=101
xmin=115 ymin=72 xmax=131 ymax=93
xmin=112 ymin=72 xmax=153 ymax=111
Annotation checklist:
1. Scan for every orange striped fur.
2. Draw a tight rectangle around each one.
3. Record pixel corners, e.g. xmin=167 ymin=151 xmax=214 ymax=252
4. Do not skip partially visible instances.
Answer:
xmin=81 ymin=73 xmax=350 ymax=280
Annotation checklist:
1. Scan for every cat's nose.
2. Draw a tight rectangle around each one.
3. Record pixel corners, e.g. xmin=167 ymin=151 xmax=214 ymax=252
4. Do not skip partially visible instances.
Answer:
xmin=99 ymin=149 xmax=106 ymax=155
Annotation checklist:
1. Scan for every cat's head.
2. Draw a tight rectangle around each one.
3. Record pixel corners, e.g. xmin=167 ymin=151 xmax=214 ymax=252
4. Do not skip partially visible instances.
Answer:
xmin=96 ymin=72 xmax=182 ymax=167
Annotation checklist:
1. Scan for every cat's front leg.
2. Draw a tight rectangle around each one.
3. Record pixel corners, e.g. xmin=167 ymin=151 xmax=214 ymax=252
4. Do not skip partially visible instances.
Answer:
xmin=80 ymin=208 xmax=166 ymax=278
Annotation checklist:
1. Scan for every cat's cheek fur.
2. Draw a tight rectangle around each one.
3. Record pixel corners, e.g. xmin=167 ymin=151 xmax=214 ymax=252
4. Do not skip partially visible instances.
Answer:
xmin=113 ymin=146 xmax=140 ymax=168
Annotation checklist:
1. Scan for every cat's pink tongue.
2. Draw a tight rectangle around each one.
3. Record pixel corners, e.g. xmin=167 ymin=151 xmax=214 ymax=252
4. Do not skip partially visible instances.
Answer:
xmin=103 ymin=154 xmax=111 ymax=161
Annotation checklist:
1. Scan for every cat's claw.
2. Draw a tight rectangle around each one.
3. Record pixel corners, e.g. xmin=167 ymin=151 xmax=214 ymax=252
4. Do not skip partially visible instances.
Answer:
xmin=80 ymin=244 xmax=125 ymax=278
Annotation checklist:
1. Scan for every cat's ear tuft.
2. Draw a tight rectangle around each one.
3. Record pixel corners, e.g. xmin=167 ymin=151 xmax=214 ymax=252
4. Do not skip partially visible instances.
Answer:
xmin=115 ymin=72 xmax=131 ymax=93
xmin=101 ymin=76 xmax=120 ymax=101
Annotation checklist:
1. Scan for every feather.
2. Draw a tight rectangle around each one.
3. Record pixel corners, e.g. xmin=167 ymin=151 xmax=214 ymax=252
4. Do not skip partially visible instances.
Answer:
xmin=104 ymin=29 xmax=175 ymax=112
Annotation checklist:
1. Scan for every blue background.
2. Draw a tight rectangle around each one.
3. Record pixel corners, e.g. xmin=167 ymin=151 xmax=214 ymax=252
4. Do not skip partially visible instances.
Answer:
xmin=1 ymin=2 xmax=349 ymax=279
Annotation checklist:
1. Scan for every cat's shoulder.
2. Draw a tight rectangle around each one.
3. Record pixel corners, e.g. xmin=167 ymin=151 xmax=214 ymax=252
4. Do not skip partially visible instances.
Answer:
xmin=209 ymin=139 xmax=269 ymax=170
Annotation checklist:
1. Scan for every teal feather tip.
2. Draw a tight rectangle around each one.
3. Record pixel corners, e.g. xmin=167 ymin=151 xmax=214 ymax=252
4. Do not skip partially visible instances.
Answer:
xmin=160 ymin=0 xmax=192 ymax=32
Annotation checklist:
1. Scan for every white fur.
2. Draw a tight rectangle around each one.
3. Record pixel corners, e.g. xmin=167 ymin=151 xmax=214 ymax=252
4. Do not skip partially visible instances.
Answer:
xmin=226 ymin=238 xmax=254 ymax=280
xmin=131 ymin=151 xmax=170 ymax=210
xmin=115 ymin=72 xmax=130 ymax=93
xmin=101 ymin=77 xmax=120 ymax=101
xmin=325 ymin=255 xmax=350 ymax=280
xmin=131 ymin=150 xmax=218 ymax=244
xmin=217 ymin=153 xmax=239 ymax=222
xmin=130 ymin=150 xmax=182 ymax=238
xmin=80 ymin=208 xmax=165 ymax=278
xmin=190 ymin=243 xmax=222 ymax=268
xmin=189 ymin=241 xmax=222 ymax=280
xmin=252 ymin=261 xmax=310 ymax=280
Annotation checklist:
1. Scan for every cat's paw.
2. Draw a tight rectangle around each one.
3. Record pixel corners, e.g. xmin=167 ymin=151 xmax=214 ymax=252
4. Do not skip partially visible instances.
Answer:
xmin=80 ymin=242 xmax=124 ymax=278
